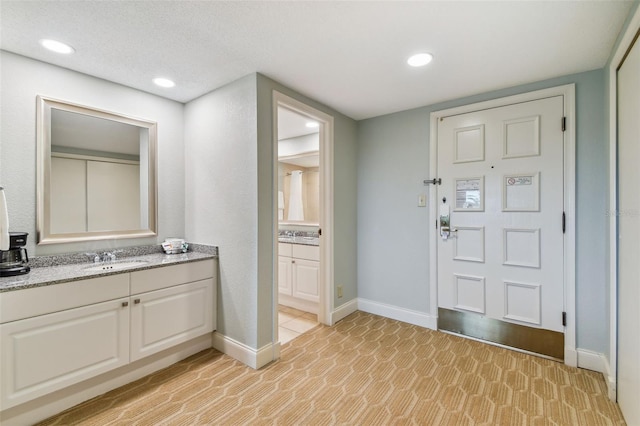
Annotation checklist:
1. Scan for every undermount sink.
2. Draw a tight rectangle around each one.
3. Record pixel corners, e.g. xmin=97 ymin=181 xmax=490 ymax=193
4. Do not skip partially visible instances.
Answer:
xmin=83 ymin=260 xmax=149 ymax=272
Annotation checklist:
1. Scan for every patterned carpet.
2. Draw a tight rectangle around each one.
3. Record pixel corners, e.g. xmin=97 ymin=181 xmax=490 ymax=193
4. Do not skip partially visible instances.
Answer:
xmin=39 ymin=311 xmax=625 ymax=425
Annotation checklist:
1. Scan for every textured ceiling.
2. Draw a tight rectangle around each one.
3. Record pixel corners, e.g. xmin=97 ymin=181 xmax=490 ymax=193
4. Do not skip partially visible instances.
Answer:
xmin=0 ymin=1 xmax=635 ymax=120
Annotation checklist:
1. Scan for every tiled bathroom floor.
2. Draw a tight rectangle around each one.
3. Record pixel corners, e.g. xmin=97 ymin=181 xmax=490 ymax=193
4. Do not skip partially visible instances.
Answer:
xmin=278 ymin=305 xmax=319 ymax=344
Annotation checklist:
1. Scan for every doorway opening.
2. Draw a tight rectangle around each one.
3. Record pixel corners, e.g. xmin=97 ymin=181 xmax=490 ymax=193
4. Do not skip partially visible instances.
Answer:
xmin=273 ymin=92 xmax=334 ymax=347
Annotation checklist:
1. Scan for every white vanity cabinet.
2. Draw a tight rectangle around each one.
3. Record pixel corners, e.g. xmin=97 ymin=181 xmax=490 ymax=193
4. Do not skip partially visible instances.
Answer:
xmin=0 ymin=275 xmax=130 ymax=410
xmin=0 ymin=258 xmax=216 ymax=412
xmin=278 ymin=243 xmax=293 ymax=296
xmin=292 ymin=258 xmax=320 ymax=301
xmin=291 ymin=244 xmax=320 ymax=303
xmin=278 ymin=243 xmax=319 ymax=313
xmin=129 ymin=261 xmax=215 ymax=362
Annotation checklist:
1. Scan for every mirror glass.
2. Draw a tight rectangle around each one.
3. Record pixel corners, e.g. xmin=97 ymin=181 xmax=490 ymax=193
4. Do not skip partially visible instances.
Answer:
xmin=37 ymin=96 xmax=157 ymax=244
xmin=277 ymin=106 xmax=319 ymax=226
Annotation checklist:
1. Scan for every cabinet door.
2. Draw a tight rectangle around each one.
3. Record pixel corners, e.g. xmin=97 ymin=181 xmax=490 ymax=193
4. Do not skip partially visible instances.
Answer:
xmin=86 ymin=161 xmax=141 ymax=232
xmin=50 ymin=156 xmax=87 ymax=233
xmin=0 ymin=298 xmax=130 ymax=409
xmin=292 ymin=259 xmax=320 ymax=302
xmin=278 ymin=256 xmax=293 ymax=296
xmin=130 ymin=279 xmax=214 ymax=362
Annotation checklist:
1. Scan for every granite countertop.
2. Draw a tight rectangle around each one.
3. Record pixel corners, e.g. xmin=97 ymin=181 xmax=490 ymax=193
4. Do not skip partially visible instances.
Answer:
xmin=0 ymin=244 xmax=218 ymax=293
xmin=277 ymin=236 xmax=319 ymax=246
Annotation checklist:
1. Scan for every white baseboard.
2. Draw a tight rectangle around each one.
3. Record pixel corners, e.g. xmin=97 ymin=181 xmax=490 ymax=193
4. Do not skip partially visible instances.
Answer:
xmin=606 ymin=372 xmax=617 ymax=401
xmin=576 ymin=349 xmax=616 ymax=401
xmin=213 ymin=299 xmax=358 ymax=368
xmin=603 ymin=356 xmax=616 ymax=401
xmin=331 ymin=298 xmax=358 ymax=325
xmin=257 ymin=341 xmax=280 ymax=369
xmin=357 ymin=298 xmax=437 ymax=330
xmin=577 ymin=349 xmax=608 ymax=373
xmin=212 ymin=331 xmax=279 ymax=370
xmin=0 ymin=334 xmax=212 ymax=426
xmin=565 ymin=347 xmax=578 ymax=368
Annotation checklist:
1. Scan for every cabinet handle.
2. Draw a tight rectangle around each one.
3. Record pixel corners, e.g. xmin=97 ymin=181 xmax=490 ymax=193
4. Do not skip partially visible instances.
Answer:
xmin=134 ymin=298 xmax=141 ymax=304
xmin=122 ymin=301 xmax=129 ymax=307
xmin=292 ymin=260 xmax=295 ymax=264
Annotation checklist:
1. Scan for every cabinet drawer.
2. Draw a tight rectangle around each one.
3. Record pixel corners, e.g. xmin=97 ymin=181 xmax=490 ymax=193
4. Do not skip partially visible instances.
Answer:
xmin=130 ymin=279 xmax=214 ymax=362
xmin=0 ymin=298 xmax=130 ymax=409
xmin=278 ymin=242 xmax=292 ymax=257
xmin=0 ymin=274 xmax=130 ymax=324
xmin=130 ymin=259 xmax=214 ymax=294
xmin=292 ymin=244 xmax=320 ymax=261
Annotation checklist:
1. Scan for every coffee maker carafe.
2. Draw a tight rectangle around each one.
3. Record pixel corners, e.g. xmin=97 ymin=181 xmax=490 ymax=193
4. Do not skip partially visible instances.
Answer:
xmin=0 ymin=232 xmax=30 ymax=277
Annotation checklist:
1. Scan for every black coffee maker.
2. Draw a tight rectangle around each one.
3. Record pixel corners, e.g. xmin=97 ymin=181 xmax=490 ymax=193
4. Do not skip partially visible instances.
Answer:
xmin=0 ymin=232 xmax=30 ymax=277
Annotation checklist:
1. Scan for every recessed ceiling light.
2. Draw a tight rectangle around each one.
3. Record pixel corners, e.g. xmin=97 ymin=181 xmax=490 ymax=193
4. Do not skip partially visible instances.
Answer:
xmin=40 ymin=39 xmax=75 ymax=54
xmin=305 ymin=121 xmax=319 ymax=128
xmin=153 ymin=77 xmax=175 ymax=88
xmin=407 ymin=53 xmax=433 ymax=67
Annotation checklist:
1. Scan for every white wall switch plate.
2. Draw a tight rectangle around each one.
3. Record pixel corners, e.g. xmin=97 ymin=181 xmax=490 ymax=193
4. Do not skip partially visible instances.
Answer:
xmin=418 ymin=194 xmax=427 ymax=207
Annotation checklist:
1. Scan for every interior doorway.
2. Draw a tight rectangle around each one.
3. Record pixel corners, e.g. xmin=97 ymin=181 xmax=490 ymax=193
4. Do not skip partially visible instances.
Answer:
xmin=273 ymin=92 xmax=334 ymax=347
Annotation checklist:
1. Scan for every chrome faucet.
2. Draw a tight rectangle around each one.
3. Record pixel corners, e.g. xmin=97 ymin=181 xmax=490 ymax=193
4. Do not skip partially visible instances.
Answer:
xmin=86 ymin=251 xmax=117 ymax=263
xmin=101 ymin=252 xmax=116 ymax=262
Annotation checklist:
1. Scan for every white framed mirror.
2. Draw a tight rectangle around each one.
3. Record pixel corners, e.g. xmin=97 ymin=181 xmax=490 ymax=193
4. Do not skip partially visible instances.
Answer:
xmin=36 ymin=95 xmax=157 ymax=244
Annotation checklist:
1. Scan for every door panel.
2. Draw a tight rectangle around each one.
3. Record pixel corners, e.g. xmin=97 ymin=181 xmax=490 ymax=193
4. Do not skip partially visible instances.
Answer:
xmin=130 ymin=279 xmax=213 ymax=362
xmin=278 ymin=256 xmax=292 ymax=295
xmin=292 ymin=259 xmax=320 ymax=302
xmin=87 ymin=161 xmax=140 ymax=232
xmin=437 ymin=96 xmax=565 ymax=356
xmin=617 ymin=31 xmax=640 ymax=425
xmin=50 ymin=157 xmax=87 ymax=233
xmin=0 ymin=299 xmax=129 ymax=409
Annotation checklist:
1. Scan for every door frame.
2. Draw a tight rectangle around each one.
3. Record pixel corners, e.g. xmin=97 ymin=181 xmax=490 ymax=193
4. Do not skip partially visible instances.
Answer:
xmin=608 ymin=5 xmax=640 ymax=402
xmin=428 ymin=84 xmax=577 ymax=365
xmin=272 ymin=91 xmax=335 ymax=334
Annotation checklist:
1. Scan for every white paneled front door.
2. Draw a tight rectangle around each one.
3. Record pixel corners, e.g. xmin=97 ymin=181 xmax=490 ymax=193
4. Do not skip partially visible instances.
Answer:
xmin=436 ymin=95 xmax=566 ymax=357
